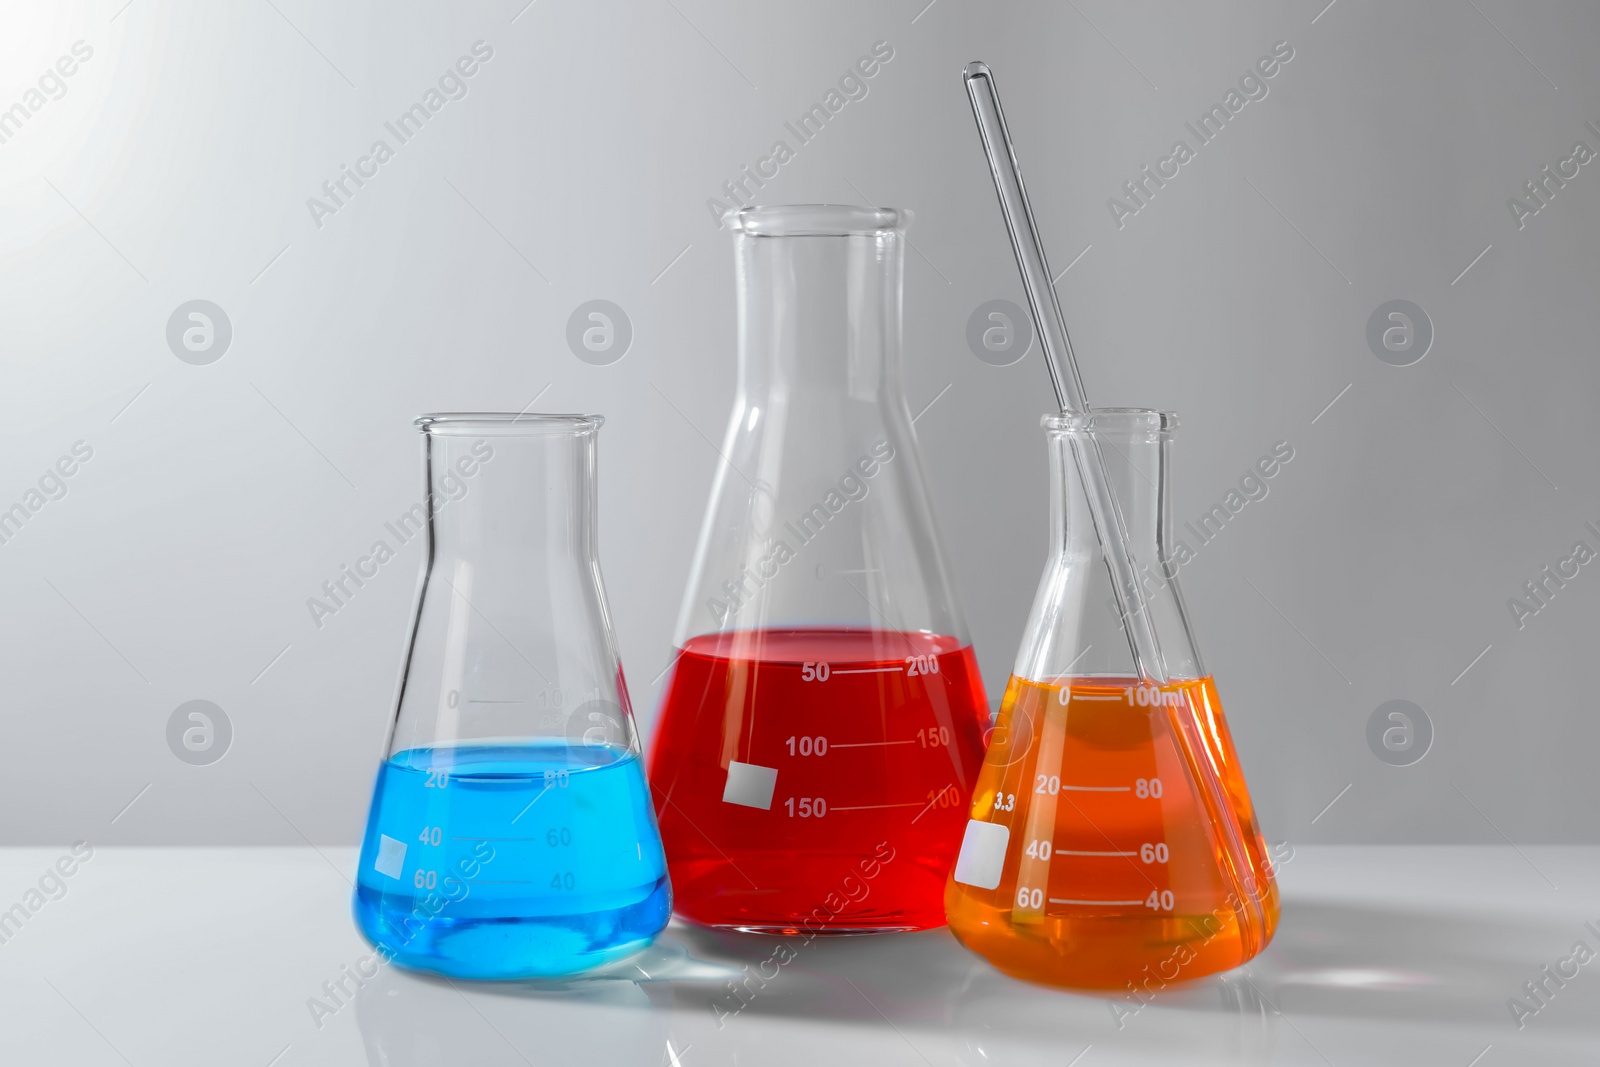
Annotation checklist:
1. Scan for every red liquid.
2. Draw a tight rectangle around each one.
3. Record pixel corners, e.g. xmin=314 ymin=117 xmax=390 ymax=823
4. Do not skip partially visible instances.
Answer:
xmin=648 ymin=628 xmax=989 ymax=932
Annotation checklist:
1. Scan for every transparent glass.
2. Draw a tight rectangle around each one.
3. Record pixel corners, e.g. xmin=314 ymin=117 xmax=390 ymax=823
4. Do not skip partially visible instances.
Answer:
xmin=648 ymin=205 xmax=989 ymax=933
xmin=354 ymin=413 xmax=669 ymax=979
xmin=945 ymin=409 xmax=1278 ymax=988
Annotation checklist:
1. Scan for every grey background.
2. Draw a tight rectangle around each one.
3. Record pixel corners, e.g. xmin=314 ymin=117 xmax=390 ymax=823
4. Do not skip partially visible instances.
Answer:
xmin=3 ymin=0 xmax=1596 ymax=845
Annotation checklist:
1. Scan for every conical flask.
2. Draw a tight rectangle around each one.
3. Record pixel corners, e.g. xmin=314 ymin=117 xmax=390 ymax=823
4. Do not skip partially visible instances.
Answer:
xmin=648 ymin=205 xmax=989 ymax=933
xmin=354 ymin=414 xmax=669 ymax=979
xmin=945 ymin=409 xmax=1278 ymax=988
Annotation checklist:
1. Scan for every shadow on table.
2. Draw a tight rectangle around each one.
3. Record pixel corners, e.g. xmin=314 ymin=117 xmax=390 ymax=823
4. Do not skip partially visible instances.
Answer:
xmin=354 ymin=900 xmax=1600 ymax=1064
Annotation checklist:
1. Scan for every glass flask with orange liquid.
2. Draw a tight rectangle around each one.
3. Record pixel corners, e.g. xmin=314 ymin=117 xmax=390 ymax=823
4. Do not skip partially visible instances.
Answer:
xmin=945 ymin=409 xmax=1278 ymax=988
xmin=649 ymin=205 xmax=990 ymax=933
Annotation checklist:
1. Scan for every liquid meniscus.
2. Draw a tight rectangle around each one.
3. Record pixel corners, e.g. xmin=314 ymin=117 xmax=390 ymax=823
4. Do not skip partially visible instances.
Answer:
xmin=649 ymin=628 xmax=989 ymax=933
xmin=945 ymin=676 xmax=1278 ymax=988
xmin=354 ymin=742 xmax=669 ymax=979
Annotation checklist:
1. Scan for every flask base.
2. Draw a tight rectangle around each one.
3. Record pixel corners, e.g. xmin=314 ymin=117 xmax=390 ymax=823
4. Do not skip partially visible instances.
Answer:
xmin=943 ymin=674 xmax=1280 ymax=988
xmin=354 ymin=878 xmax=671 ymax=980
xmin=663 ymin=850 xmax=949 ymax=934
xmin=945 ymin=892 xmax=1278 ymax=989
xmin=352 ymin=743 xmax=672 ymax=980
xmin=650 ymin=628 xmax=989 ymax=938
xmin=704 ymin=923 xmax=921 ymax=937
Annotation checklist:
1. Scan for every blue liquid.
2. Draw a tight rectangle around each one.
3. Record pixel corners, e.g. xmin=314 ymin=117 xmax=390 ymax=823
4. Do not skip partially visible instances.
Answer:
xmin=353 ymin=742 xmax=670 ymax=979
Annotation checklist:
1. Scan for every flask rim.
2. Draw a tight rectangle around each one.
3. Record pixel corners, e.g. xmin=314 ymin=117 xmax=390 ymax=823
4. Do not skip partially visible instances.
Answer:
xmin=1041 ymin=407 xmax=1178 ymax=437
xmin=414 ymin=412 xmax=603 ymax=436
xmin=728 ymin=203 xmax=909 ymax=236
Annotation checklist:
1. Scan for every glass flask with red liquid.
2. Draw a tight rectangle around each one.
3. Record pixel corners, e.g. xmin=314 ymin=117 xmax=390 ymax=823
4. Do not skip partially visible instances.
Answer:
xmin=945 ymin=410 xmax=1278 ymax=988
xmin=649 ymin=205 xmax=990 ymax=933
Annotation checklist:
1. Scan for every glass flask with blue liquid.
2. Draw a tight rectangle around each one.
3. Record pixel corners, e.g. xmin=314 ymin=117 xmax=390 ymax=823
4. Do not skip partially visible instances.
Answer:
xmin=354 ymin=413 xmax=670 ymax=979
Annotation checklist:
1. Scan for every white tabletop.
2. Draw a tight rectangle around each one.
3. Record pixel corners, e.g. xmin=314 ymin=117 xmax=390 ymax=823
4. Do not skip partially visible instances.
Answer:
xmin=1 ymin=845 xmax=1595 ymax=1065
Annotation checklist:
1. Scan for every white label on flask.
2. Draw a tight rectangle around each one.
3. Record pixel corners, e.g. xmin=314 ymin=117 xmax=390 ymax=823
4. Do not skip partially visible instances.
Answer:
xmin=722 ymin=761 xmax=779 ymax=810
xmin=374 ymin=834 xmax=407 ymax=879
xmin=952 ymin=819 xmax=1010 ymax=890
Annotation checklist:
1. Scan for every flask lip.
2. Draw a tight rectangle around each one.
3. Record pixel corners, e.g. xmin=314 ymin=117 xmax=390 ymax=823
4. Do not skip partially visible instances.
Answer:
xmin=414 ymin=412 xmax=603 ymax=436
xmin=1042 ymin=408 xmax=1177 ymax=437
xmin=728 ymin=203 xmax=909 ymax=236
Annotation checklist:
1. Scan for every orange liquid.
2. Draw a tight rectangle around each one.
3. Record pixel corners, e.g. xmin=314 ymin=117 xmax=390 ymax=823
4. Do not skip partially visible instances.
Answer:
xmin=945 ymin=676 xmax=1278 ymax=989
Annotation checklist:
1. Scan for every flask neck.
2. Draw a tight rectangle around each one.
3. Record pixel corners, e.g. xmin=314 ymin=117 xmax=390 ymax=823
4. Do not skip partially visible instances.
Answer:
xmin=1018 ymin=410 xmax=1205 ymax=682
xmin=1050 ymin=433 xmax=1166 ymax=563
xmin=422 ymin=429 xmax=598 ymax=568
xmin=734 ymin=229 xmax=904 ymax=404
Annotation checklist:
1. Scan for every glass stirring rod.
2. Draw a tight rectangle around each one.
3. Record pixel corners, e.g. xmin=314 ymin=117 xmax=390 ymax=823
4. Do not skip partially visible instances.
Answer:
xmin=962 ymin=61 xmax=1168 ymax=683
